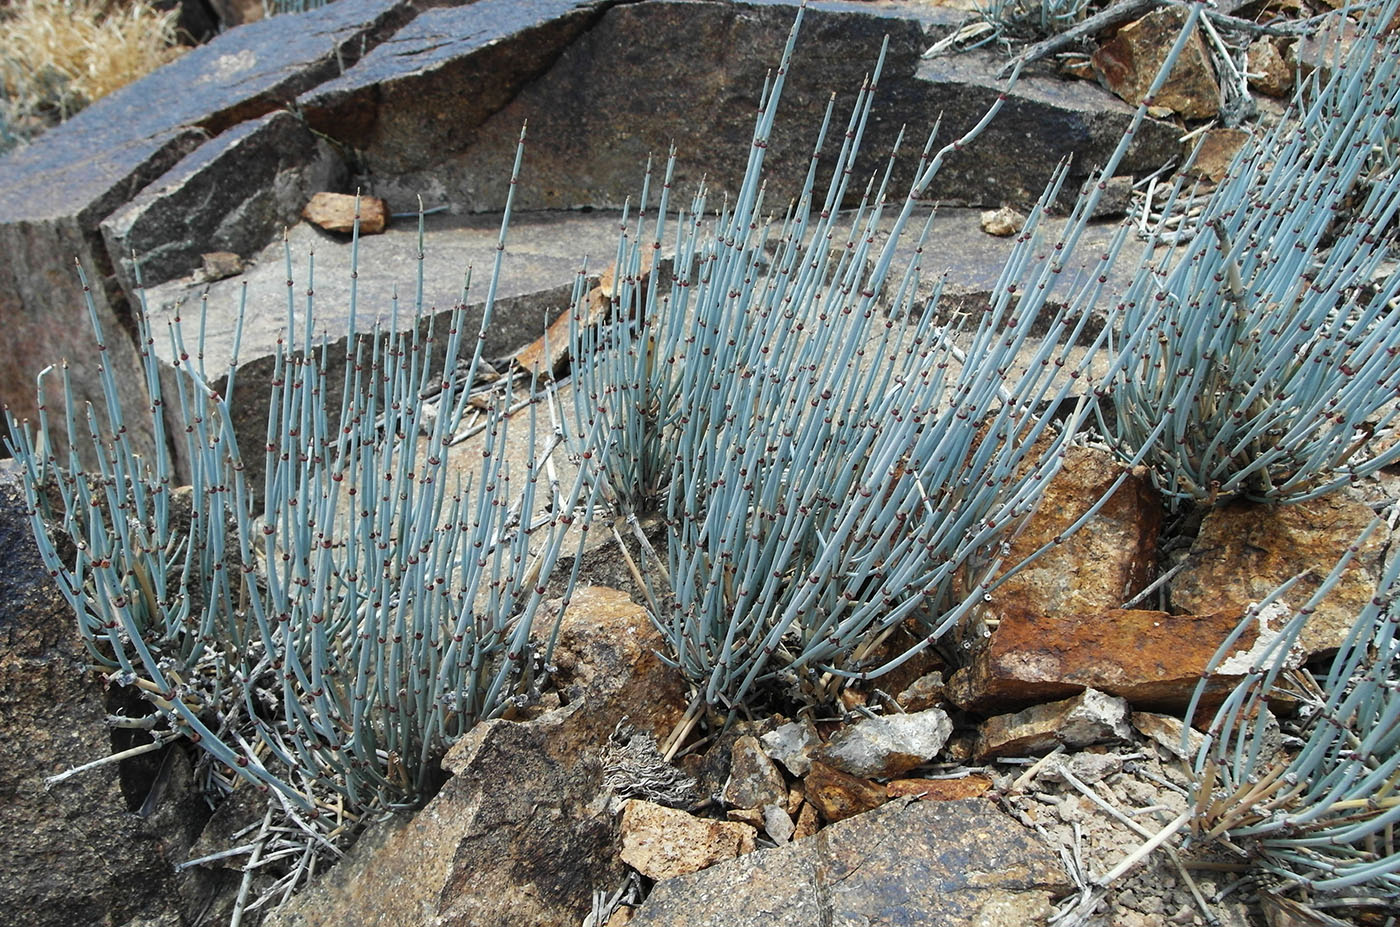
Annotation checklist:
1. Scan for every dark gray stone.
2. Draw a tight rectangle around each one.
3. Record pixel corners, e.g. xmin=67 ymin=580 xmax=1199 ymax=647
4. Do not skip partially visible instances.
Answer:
xmin=0 ymin=466 xmax=215 ymax=927
xmin=300 ymin=0 xmax=612 ymax=183
xmin=0 ymin=0 xmax=417 ymax=464
xmin=910 ymin=49 xmax=1180 ymax=205
xmin=101 ymin=110 xmax=348 ymax=295
xmin=627 ymin=798 xmax=1072 ymax=927
xmin=0 ymin=128 xmax=206 ymax=465
xmin=331 ymin=0 xmax=1176 ymax=215
xmin=330 ymin=0 xmax=941 ymax=213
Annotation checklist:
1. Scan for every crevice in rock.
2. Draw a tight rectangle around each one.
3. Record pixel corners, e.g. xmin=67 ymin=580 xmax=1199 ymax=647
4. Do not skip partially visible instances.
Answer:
xmin=197 ymin=0 xmax=422 ymax=139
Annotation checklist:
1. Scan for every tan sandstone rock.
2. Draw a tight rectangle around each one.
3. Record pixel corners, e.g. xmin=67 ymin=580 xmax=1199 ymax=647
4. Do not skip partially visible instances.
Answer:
xmin=981 ymin=445 xmax=1161 ymax=627
xmin=302 ymin=191 xmax=388 ymax=234
xmin=619 ymin=800 xmax=756 ymax=880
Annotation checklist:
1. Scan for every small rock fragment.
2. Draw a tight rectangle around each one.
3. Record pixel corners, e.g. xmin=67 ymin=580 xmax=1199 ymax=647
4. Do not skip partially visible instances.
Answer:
xmin=980 ymin=206 xmax=1026 ymax=237
xmin=1041 ymin=751 xmax=1123 ymax=786
xmin=792 ymin=800 xmax=821 ymax=839
xmin=1247 ymin=38 xmax=1293 ymax=97
xmin=886 ymin=774 xmax=993 ymax=801
xmin=976 ymin=689 xmax=1131 ymax=761
xmin=762 ymin=803 xmax=795 ymax=843
xmin=1131 ymin=711 xmax=1205 ymax=761
xmin=1092 ymin=6 xmax=1221 ymax=119
xmin=605 ymin=906 xmax=636 ymax=927
xmin=1090 ymin=175 xmax=1136 ymax=219
xmin=198 ymin=250 xmax=245 ymax=282
xmin=1058 ymin=689 xmax=1134 ymax=747
xmin=726 ymin=807 xmax=765 ymax=827
xmin=722 ymin=735 xmax=788 ymax=811
xmin=619 ymin=799 xmax=756 ymax=880
xmin=896 ymin=671 xmax=945 ymax=712
xmin=803 ymin=761 xmax=887 ymax=823
xmin=759 ymin=718 xmax=820 ymax=777
xmin=302 ymin=191 xmax=388 ymax=234
xmin=810 ymin=707 xmax=953 ymax=778
xmin=1188 ymin=128 xmax=1250 ymax=183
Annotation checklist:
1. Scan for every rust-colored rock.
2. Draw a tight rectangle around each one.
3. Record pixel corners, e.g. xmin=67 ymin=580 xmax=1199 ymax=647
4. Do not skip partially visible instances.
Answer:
xmin=982 ymin=445 xmax=1161 ymax=629
xmin=887 ymin=775 xmax=993 ymax=801
xmin=792 ymin=801 xmax=821 ymax=839
xmin=896 ymin=671 xmax=946 ymax=712
xmin=976 ymin=689 xmax=1132 ymax=761
xmin=948 ymin=606 xmax=1280 ymax=713
xmin=1247 ymin=38 xmax=1293 ymax=97
xmin=1092 ymin=6 xmax=1221 ymax=119
xmin=302 ymin=191 xmax=388 ymax=234
xmin=803 ymin=761 xmax=887 ymax=823
xmin=550 ymin=586 xmax=689 ymax=743
xmin=1170 ymin=493 xmax=1385 ymax=656
xmin=512 ymin=251 xmax=657 ymax=377
xmin=619 ymin=800 xmax=756 ymax=881
xmin=1189 ymin=128 xmax=1250 ymax=183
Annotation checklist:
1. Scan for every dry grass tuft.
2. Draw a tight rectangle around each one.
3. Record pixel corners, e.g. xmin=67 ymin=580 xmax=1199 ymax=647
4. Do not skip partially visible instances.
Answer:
xmin=1 ymin=0 xmax=187 ymax=151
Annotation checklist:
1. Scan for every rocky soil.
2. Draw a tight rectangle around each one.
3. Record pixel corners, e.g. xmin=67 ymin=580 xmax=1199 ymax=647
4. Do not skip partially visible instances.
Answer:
xmin=0 ymin=1 xmax=1394 ymax=926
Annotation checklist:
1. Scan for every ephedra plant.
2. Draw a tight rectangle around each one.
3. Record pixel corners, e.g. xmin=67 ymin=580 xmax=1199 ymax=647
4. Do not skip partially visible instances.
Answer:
xmin=566 ymin=5 xmax=1207 ymax=712
xmin=5 ymin=138 xmax=600 ymax=909
xmin=1098 ymin=0 xmax=1400 ymax=505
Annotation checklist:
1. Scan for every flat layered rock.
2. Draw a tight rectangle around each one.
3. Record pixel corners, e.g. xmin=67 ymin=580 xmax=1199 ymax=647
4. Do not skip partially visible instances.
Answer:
xmin=141 ymin=208 xmax=626 ymax=484
xmin=300 ymin=0 xmax=612 ymax=176
xmin=101 ymin=110 xmax=346 ymax=295
xmin=0 ymin=0 xmax=415 ymax=458
xmin=323 ymin=0 xmax=1178 ymax=214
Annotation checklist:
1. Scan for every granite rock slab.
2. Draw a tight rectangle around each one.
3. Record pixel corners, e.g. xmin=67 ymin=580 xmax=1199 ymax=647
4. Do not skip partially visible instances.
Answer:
xmin=626 ymin=797 xmax=1071 ymax=927
xmin=0 ymin=0 xmax=417 ymax=459
xmin=343 ymin=0 xmax=1178 ymax=214
xmin=101 ymin=110 xmax=347 ymax=295
xmin=300 ymin=0 xmax=613 ymax=181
